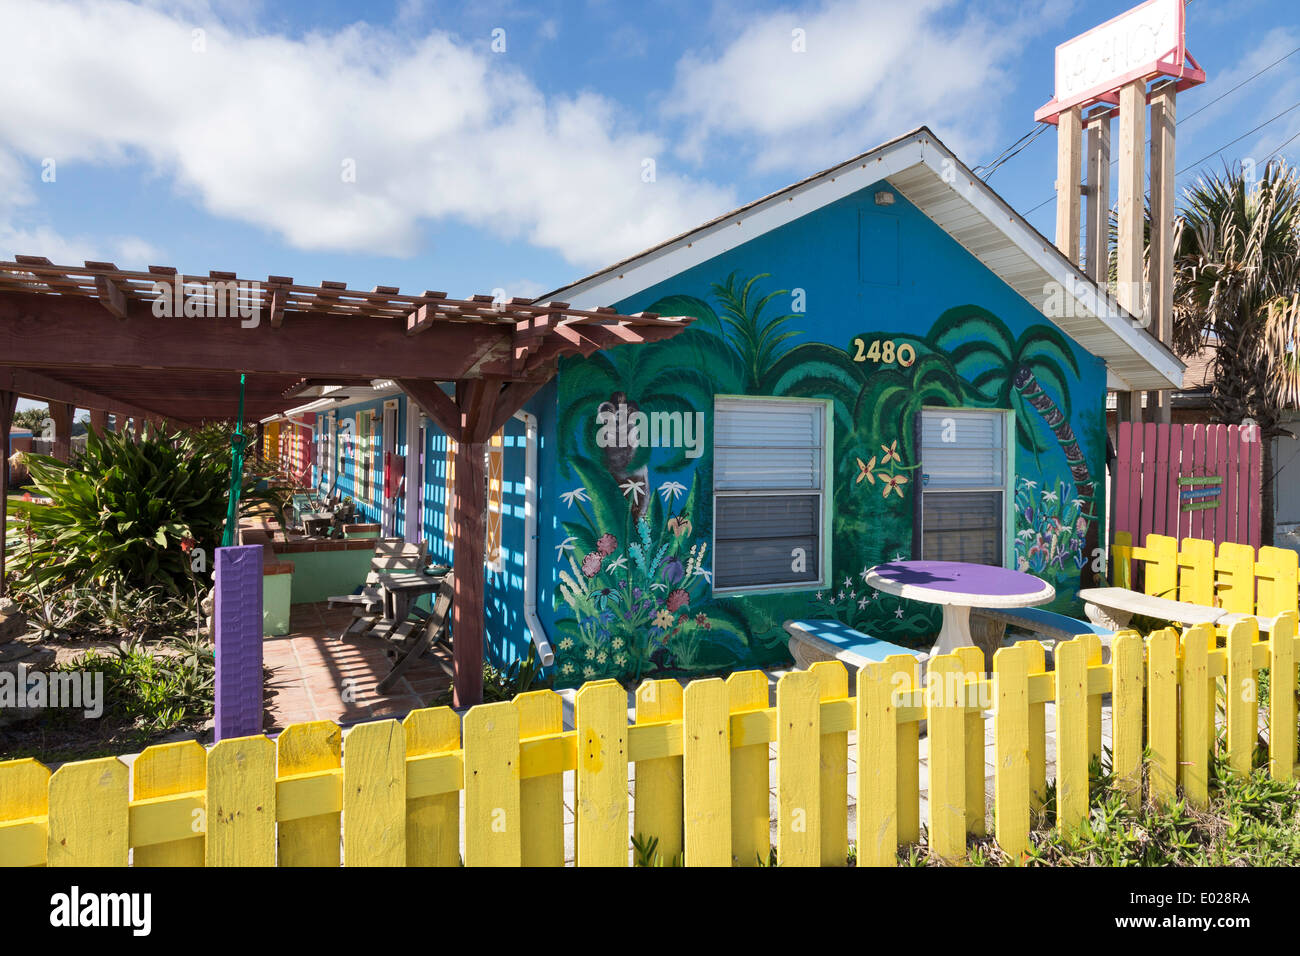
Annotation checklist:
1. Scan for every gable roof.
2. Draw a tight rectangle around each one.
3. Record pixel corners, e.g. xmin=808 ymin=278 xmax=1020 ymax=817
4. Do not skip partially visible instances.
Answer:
xmin=543 ymin=127 xmax=1183 ymax=392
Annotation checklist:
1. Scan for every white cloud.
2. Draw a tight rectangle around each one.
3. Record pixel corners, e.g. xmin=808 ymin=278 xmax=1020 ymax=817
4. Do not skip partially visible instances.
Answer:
xmin=664 ymin=0 xmax=1069 ymax=172
xmin=0 ymin=0 xmax=736 ymax=268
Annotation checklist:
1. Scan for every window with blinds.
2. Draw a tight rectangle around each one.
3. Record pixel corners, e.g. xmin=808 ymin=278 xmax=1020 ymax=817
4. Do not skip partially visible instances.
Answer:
xmin=713 ymin=397 xmax=828 ymax=592
xmin=919 ymin=408 xmax=1009 ymax=565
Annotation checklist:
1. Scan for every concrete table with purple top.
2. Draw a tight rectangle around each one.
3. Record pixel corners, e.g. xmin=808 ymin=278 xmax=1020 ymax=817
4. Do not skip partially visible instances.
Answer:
xmin=864 ymin=560 xmax=1055 ymax=659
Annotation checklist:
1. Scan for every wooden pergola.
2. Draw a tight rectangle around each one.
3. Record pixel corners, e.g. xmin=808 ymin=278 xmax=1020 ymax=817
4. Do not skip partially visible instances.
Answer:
xmin=0 ymin=256 xmax=692 ymax=705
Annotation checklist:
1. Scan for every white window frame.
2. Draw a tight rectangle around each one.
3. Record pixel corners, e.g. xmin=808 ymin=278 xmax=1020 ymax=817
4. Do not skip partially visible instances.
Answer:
xmin=917 ymin=406 xmax=1014 ymax=567
xmin=711 ymin=395 xmax=832 ymax=596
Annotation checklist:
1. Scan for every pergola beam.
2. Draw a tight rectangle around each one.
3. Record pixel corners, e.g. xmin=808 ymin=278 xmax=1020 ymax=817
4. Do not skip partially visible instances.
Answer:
xmin=0 ymin=366 xmax=168 ymax=424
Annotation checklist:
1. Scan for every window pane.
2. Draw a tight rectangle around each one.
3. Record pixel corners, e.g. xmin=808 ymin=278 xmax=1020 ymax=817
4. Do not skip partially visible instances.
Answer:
xmin=922 ymin=491 xmax=1002 ymax=564
xmin=715 ymin=495 xmax=820 ymax=589
xmin=715 ymin=400 xmax=822 ymax=490
xmin=920 ymin=409 xmax=1004 ymax=489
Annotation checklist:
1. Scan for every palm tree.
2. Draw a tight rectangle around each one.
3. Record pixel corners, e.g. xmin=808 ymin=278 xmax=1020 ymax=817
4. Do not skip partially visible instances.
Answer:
xmin=1171 ymin=160 xmax=1300 ymax=545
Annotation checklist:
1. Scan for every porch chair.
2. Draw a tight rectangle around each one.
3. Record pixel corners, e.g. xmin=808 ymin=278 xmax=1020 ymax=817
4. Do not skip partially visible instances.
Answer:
xmin=375 ymin=571 xmax=454 ymax=695
xmin=327 ymin=537 xmax=429 ymax=636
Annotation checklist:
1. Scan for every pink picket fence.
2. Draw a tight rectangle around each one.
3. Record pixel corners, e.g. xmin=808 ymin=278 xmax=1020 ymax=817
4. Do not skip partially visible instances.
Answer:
xmin=1114 ymin=422 xmax=1261 ymax=549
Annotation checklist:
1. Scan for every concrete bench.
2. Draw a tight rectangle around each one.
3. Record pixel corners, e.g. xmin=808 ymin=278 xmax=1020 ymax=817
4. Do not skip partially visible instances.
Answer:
xmin=971 ymin=607 xmax=1114 ymax=663
xmin=783 ymin=619 xmax=928 ymax=675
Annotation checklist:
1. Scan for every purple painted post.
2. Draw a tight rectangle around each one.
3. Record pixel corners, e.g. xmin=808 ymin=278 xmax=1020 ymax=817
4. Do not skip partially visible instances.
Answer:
xmin=214 ymin=544 xmax=264 ymax=741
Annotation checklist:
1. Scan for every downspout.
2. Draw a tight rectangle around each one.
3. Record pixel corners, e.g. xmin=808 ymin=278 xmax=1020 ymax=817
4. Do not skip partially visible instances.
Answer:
xmin=514 ymin=408 xmax=555 ymax=667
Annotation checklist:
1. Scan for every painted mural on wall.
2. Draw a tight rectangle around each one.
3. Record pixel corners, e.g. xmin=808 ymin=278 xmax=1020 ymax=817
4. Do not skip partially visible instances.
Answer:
xmin=551 ymin=273 xmax=1106 ymax=687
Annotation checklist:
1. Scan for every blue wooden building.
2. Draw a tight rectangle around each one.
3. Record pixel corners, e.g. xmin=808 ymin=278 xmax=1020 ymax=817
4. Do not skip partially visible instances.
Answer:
xmin=282 ymin=128 xmax=1183 ymax=687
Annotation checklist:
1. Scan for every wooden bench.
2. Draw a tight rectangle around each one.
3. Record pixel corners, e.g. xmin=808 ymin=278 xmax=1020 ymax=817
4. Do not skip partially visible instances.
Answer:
xmin=971 ymin=607 xmax=1115 ymax=663
xmin=783 ymin=620 xmax=927 ymax=674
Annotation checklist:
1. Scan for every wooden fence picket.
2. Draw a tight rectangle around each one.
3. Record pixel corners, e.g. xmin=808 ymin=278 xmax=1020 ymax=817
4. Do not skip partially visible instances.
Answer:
xmin=1110 ymin=633 xmax=1144 ymax=801
xmin=776 ymin=668 xmax=820 ymax=867
xmin=0 ymin=759 xmax=50 ymax=867
xmin=1146 ymin=628 xmax=1179 ymax=804
xmin=1216 ymin=543 xmax=1256 ymax=618
xmin=992 ymin=645 xmax=1029 ymax=859
xmin=1180 ymin=625 xmax=1212 ymax=807
xmin=343 ymin=719 xmax=406 ymax=866
xmin=955 ymin=646 xmax=986 ymax=837
xmin=516 ymin=690 xmax=565 ymax=867
xmin=48 ymin=757 xmax=128 ymax=866
xmin=1082 ymin=633 xmax=1104 ymax=766
xmin=1269 ymin=612 xmax=1298 ymax=781
xmin=464 ymin=702 xmax=521 ymax=866
xmin=634 ymin=678 xmax=684 ymax=864
xmin=856 ymin=662 xmax=898 ymax=867
xmin=888 ymin=654 xmax=922 ymax=842
xmin=1225 ymin=618 xmax=1258 ymax=776
xmin=1257 ymin=547 xmax=1300 ymax=619
xmin=926 ymin=654 xmax=965 ymax=858
xmin=206 ymin=735 xmax=276 ymax=866
xmin=133 ymin=740 xmax=207 ymax=867
xmin=403 ymin=706 xmax=461 ymax=866
xmin=575 ymin=680 xmax=629 ymax=867
xmin=726 ymin=670 xmax=770 ymax=866
xmin=1022 ymin=641 xmax=1047 ymax=809
xmin=1054 ymin=640 xmax=1088 ymax=832
xmin=683 ymin=677 xmax=731 ymax=866
xmin=276 ymin=721 xmax=341 ymax=867
xmin=810 ymin=661 xmax=849 ymax=865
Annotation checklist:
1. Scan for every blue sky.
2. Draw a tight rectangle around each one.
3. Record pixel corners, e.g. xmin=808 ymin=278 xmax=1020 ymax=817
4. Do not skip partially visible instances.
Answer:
xmin=1 ymin=0 xmax=1298 ymax=357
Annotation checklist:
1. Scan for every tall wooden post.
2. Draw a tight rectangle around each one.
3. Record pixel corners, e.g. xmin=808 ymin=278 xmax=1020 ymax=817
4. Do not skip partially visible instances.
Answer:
xmin=1117 ymin=79 xmax=1147 ymax=423
xmin=452 ymin=438 xmax=486 ymax=708
xmin=1085 ymin=108 xmax=1112 ymax=283
xmin=49 ymin=401 xmax=73 ymax=462
xmin=1055 ymin=106 xmax=1083 ymax=265
xmin=0 ymin=391 xmax=15 ymax=597
xmin=1148 ymin=81 xmax=1177 ymax=423
xmin=88 ymin=408 xmax=109 ymax=436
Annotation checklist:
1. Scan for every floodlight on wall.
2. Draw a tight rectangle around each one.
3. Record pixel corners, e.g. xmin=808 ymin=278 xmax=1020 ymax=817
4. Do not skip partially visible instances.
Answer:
xmin=874 ymin=190 xmax=895 ymax=206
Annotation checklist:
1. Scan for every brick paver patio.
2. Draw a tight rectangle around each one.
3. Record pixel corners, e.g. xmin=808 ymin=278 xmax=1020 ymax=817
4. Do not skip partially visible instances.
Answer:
xmin=262 ymin=601 xmax=453 ymax=730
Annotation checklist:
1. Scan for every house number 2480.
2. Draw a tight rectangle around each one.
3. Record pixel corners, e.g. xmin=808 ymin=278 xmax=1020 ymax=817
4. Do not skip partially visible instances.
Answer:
xmin=852 ymin=337 xmax=916 ymax=367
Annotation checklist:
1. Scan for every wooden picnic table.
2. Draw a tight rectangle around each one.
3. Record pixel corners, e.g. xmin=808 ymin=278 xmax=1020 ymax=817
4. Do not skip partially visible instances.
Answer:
xmin=378 ymin=570 xmax=447 ymax=623
xmin=1078 ymin=586 xmax=1276 ymax=632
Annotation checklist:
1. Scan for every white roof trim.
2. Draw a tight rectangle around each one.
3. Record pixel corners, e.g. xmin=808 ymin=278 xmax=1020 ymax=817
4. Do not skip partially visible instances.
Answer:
xmin=547 ymin=128 xmax=1183 ymax=392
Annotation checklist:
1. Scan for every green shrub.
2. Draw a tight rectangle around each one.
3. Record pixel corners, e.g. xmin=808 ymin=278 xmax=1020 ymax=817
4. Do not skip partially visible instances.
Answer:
xmin=8 ymin=427 xmax=270 ymax=594
xmin=55 ymin=636 xmax=215 ymax=733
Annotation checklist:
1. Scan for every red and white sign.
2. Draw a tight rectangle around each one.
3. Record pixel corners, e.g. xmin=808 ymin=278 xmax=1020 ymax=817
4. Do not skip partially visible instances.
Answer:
xmin=1035 ymin=0 xmax=1205 ymax=123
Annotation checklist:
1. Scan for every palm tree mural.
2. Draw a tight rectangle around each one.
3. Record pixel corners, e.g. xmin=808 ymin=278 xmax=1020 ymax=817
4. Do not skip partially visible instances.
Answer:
xmin=712 ymin=272 xmax=804 ymax=392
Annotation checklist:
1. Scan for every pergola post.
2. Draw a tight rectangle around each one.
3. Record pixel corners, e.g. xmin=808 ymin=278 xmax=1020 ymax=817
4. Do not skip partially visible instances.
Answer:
xmin=89 ymin=408 xmax=109 ymax=436
xmin=0 ymin=390 xmax=15 ymax=597
xmin=452 ymin=438 xmax=487 ymax=708
xmin=49 ymin=401 xmax=73 ymax=462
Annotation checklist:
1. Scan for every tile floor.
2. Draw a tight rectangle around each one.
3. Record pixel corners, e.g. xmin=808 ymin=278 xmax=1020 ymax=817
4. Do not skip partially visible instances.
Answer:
xmin=261 ymin=602 xmax=453 ymax=730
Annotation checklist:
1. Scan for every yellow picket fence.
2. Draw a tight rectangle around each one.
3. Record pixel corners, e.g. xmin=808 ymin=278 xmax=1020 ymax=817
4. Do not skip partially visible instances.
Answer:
xmin=1112 ymin=531 xmax=1299 ymax=624
xmin=2 ymin=613 xmax=1297 ymax=867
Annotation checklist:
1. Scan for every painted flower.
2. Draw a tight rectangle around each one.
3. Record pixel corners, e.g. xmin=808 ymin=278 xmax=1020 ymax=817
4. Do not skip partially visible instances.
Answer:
xmin=858 ymin=596 xmax=869 ymax=609
xmin=560 ymin=486 xmax=590 ymax=508
xmin=554 ymin=536 xmax=577 ymax=560
xmin=694 ymin=613 xmax=711 ymax=629
xmin=562 ymin=663 xmax=575 ymax=675
xmin=880 ymin=440 xmax=902 ymax=465
xmin=653 ymin=608 xmax=675 ymax=628
xmin=605 ymin=554 xmax=629 ymax=571
xmin=666 ymin=515 xmax=692 ymax=537
xmin=583 ymin=666 xmax=596 ymax=678
xmin=180 ymin=536 xmax=197 ymax=554
xmin=619 ymin=477 xmax=646 ymax=503
xmin=559 ymin=638 xmax=574 ymax=650
xmin=881 ymin=473 xmax=909 ymax=498
xmin=611 ymin=637 xmax=624 ymax=650
xmin=658 ymin=480 xmax=687 ymax=503
xmin=595 ymin=532 xmax=618 ymax=556
xmin=662 ymin=557 xmax=685 ymax=585
xmin=855 ymin=456 xmax=877 ymax=485
xmin=581 ymin=552 xmax=603 ymax=578
xmin=666 ymin=588 xmax=690 ymax=612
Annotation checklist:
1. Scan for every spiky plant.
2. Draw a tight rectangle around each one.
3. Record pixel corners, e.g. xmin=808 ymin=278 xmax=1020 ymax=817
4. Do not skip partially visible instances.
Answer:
xmin=1170 ymin=160 xmax=1300 ymax=544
